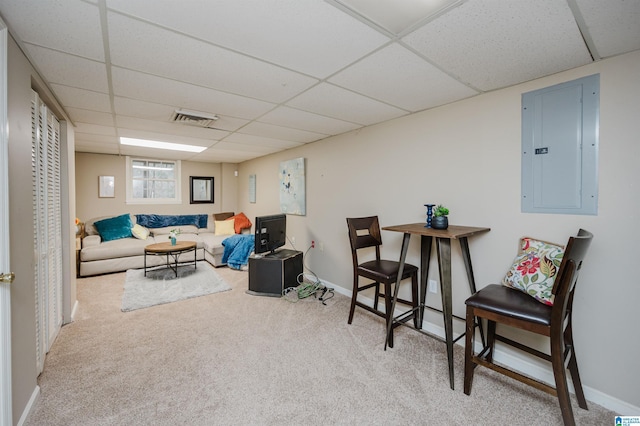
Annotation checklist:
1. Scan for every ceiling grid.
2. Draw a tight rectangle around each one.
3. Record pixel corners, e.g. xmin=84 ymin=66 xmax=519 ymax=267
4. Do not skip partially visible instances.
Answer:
xmin=0 ymin=0 xmax=637 ymax=162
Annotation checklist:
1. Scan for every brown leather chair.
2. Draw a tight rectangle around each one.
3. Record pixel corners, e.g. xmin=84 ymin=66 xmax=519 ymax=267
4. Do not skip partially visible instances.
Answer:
xmin=346 ymin=216 xmax=419 ymax=347
xmin=463 ymin=229 xmax=593 ymax=426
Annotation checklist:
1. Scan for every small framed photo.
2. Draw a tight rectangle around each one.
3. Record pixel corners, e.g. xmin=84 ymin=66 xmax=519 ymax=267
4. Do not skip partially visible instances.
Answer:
xmin=98 ymin=176 xmax=115 ymax=198
xmin=190 ymin=176 xmax=214 ymax=204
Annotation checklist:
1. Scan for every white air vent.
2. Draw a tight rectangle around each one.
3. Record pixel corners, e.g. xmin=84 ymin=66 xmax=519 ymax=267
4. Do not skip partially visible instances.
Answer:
xmin=171 ymin=109 xmax=219 ymax=128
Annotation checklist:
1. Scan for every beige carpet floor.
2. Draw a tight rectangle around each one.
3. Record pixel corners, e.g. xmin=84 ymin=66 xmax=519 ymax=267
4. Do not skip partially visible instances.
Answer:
xmin=24 ymin=267 xmax=615 ymax=425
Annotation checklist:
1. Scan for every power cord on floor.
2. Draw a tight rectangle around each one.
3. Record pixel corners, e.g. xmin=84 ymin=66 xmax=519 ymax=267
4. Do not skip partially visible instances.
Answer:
xmin=282 ymin=239 xmax=334 ymax=305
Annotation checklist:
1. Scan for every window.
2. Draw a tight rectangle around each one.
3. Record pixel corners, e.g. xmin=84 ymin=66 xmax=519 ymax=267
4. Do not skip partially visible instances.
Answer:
xmin=125 ymin=157 xmax=181 ymax=204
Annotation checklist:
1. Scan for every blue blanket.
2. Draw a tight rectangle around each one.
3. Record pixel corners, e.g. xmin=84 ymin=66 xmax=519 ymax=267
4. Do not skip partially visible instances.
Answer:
xmin=135 ymin=214 xmax=208 ymax=229
xmin=222 ymin=234 xmax=255 ymax=270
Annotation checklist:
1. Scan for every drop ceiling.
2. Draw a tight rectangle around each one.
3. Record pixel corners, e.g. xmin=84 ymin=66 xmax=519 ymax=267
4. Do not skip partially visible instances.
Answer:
xmin=0 ymin=0 xmax=638 ymax=163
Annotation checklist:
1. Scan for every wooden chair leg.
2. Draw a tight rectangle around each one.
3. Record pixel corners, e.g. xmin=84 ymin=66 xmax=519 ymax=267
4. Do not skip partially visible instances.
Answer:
xmin=551 ymin=333 xmax=576 ymax=426
xmin=464 ymin=306 xmax=476 ymax=395
xmin=567 ymin=351 xmax=587 ymax=410
xmin=486 ymin=319 xmax=497 ymax=363
xmin=383 ymin=282 xmax=394 ymax=348
xmin=373 ymin=282 xmax=380 ymax=311
xmin=348 ymin=277 xmax=359 ymax=324
xmin=411 ymin=273 xmax=419 ymax=328
xmin=565 ymin=324 xmax=588 ymax=410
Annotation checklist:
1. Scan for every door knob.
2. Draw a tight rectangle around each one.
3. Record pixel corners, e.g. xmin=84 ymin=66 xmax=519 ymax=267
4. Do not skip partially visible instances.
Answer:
xmin=0 ymin=272 xmax=15 ymax=284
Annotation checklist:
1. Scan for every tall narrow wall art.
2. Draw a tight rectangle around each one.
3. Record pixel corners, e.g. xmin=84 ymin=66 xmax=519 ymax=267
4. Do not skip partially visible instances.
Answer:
xmin=279 ymin=157 xmax=306 ymax=216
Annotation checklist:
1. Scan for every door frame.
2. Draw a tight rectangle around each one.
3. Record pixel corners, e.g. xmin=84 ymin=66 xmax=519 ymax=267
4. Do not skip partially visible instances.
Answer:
xmin=0 ymin=17 xmax=14 ymax=426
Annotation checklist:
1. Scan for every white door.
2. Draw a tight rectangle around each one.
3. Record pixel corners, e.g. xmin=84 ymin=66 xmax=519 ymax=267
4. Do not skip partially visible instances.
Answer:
xmin=0 ymin=18 xmax=14 ymax=426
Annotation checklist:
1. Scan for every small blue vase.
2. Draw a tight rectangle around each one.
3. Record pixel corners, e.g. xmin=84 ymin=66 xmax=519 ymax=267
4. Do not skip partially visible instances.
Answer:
xmin=170 ymin=237 xmax=177 ymax=245
xmin=424 ymin=204 xmax=435 ymax=228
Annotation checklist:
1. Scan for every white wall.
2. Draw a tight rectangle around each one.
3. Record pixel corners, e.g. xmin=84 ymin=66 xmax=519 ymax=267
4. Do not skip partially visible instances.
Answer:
xmin=236 ymin=50 xmax=640 ymax=411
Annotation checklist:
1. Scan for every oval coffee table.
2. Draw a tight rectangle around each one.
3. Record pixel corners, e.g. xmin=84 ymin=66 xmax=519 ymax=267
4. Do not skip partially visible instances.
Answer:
xmin=144 ymin=241 xmax=197 ymax=278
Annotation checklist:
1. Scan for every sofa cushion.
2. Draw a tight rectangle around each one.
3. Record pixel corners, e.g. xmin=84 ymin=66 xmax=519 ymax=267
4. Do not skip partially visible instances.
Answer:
xmin=81 ymin=237 xmax=155 ymax=261
xmin=93 ymin=214 xmax=133 ymax=242
xmin=131 ymin=224 xmax=150 ymax=240
xmin=150 ymin=225 xmax=199 ymax=236
xmin=214 ymin=219 xmax=235 ymax=236
xmin=200 ymin=233 xmax=229 ymax=255
xmin=229 ymin=212 xmax=252 ymax=234
xmin=85 ymin=214 xmax=136 ymax=236
xmin=82 ymin=235 xmax=102 ymax=248
xmin=213 ymin=212 xmax=234 ymax=221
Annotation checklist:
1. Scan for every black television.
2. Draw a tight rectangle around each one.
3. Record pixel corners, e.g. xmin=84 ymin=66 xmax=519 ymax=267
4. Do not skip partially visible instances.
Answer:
xmin=254 ymin=214 xmax=287 ymax=255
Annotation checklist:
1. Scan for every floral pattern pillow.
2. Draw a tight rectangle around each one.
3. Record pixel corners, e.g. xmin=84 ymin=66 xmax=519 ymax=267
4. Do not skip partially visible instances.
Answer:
xmin=502 ymin=238 xmax=564 ymax=305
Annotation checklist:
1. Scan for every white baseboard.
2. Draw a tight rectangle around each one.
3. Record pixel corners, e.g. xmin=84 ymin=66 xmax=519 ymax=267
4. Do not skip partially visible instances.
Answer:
xmin=16 ymin=385 xmax=39 ymax=426
xmin=70 ymin=299 xmax=79 ymax=322
xmin=317 ymin=276 xmax=640 ymax=415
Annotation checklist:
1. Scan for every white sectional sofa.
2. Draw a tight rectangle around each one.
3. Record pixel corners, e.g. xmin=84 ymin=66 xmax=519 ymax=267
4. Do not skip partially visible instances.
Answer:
xmin=79 ymin=212 xmax=240 ymax=277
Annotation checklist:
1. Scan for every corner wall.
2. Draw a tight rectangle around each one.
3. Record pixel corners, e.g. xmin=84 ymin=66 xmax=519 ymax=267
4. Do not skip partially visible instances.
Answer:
xmin=236 ymin=50 xmax=640 ymax=411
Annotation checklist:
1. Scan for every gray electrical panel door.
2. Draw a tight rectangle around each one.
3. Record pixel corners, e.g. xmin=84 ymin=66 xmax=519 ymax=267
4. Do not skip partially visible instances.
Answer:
xmin=521 ymin=74 xmax=599 ymax=215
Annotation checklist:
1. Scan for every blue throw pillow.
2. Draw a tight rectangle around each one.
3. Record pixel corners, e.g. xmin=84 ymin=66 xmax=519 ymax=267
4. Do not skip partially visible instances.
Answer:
xmin=94 ymin=214 xmax=133 ymax=242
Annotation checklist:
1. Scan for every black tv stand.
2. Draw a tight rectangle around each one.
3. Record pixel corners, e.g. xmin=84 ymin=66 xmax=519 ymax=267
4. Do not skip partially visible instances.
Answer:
xmin=247 ymin=249 xmax=303 ymax=297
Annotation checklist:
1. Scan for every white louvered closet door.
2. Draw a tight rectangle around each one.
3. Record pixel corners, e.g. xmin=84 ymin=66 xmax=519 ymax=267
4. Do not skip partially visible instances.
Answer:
xmin=32 ymin=91 xmax=62 ymax=374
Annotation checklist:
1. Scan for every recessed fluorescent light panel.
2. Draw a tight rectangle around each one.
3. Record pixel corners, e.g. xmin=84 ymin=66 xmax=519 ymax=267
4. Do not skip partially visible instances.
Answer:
xmin=120 ymin=137 xmax=207 ymax=153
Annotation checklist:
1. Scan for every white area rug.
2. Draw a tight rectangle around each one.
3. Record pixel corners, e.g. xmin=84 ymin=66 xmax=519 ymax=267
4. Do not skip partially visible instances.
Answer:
xmin=122 ymin=262 xmax=231 ymax=312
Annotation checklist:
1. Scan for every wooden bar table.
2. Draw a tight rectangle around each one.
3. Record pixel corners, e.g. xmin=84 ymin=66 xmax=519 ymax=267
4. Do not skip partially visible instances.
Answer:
xmin=382 ymin=223 xmax=490 ymax=390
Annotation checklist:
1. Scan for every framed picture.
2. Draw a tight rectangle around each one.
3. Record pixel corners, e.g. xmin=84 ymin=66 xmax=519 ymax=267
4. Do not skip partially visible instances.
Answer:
xmin=98 ymin=176 xmax=115 ymax=198
xmin=190 ymin=176 xmax=214 ymax=204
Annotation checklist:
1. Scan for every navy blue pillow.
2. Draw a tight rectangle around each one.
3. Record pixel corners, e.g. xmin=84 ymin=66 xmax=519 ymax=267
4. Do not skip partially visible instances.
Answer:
xmin=94 ymin=214 xmax=133 ymax=242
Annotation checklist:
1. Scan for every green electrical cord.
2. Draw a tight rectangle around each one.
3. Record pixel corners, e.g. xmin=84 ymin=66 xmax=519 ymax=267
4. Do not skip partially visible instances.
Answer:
xmin=281 ymin=241 xmax=334 ymax=304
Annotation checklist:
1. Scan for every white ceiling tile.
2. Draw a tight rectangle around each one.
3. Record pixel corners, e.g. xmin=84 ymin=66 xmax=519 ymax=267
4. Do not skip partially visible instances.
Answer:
xmin=1 ymin=0 xmax=104 ymax=60
xmin=50 ymin=84 xmax=112 ymax=113
xmin=74 ymin=123 xmax=117 ymax=136
xmin=192 ymin=148 xmax=262 ymax=163
xmin=111 ymin=67 xmax=276 ymax=120
xmin=24 ymin=45 xmax=109 ymax=92
xmin=259 ymin=106 xmax=362 ymax=135
xmin=2 ymin=0 xmax=635 ymax=164
xmin=75 ymin=144 xmax=120 ymax=155
xmin=115 ymin=116 xmax=229 ymax=141
xmin=66 ymin=108 xmax=114 ymax=127
xmin=73 ymin=135 xmax=119 ymax=154
xmin=113 ymin=97 xmax=249 ymax=132
xmin=575 ymin=0 xmax=640 ymax=58
xmin=239 ymin=122 xmax=326 ymax=143
xmin=113 ymin=97 xmax=179 ymax=122
xmin=73 ymin=133 xmax=118 ymax=145
xmin=329 ymin=43 xmax=478 ymax=112
xmin=403 ymin=0 xmax=593 ymax=91
xmin=211 ymin=141 xmax=277 ymax=154
xmin=223 ymin=133 xmax=304 ymax=150
xmin=106 ymin=0 xmax=390 ymax=79
xmin=333 ymin=0 xmax=461 ymax=35
xmin=107 ymin=12 xmax=318 ymax=103
xmin=286 ymin=83 xmax=408 ymax=125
